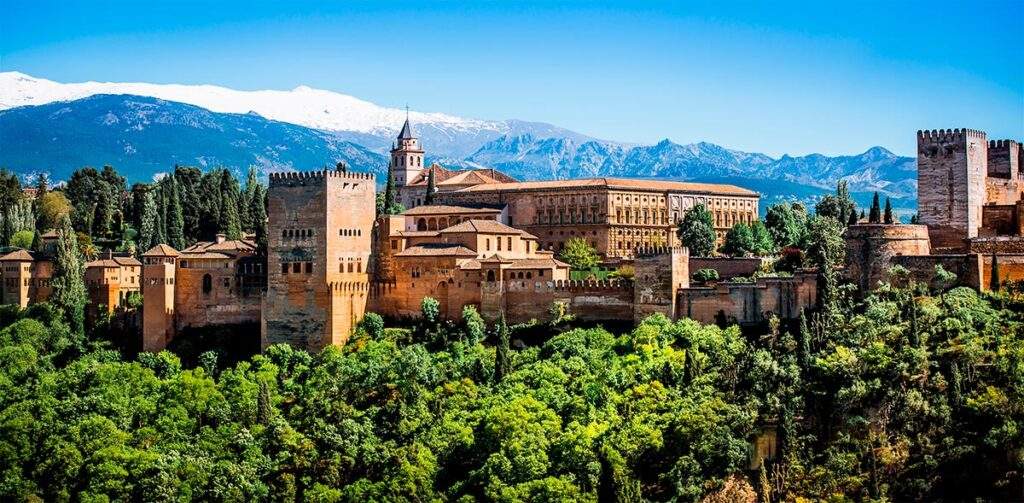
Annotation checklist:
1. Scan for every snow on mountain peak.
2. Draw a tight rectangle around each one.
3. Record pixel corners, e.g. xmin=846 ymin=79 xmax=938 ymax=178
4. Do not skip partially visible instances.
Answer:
xmin=0 ymin=71 xmax=492 ymax=135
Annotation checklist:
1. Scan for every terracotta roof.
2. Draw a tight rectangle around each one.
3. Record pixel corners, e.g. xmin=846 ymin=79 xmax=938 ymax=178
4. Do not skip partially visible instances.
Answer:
xmin=407 ymin=165 xmax=516 ymax=187
xmin=506 ymin=257 xmax=570 ymax=269
xmin=181 ymin=239 xmax=256 ymax=256
xmin=86 ymin=259 xmax=120 ymax=269
xmin=395 ymin=230 xmax=441 ymax=237
xmin=440 ymin=219 xmax=532 ymax=236
xmin=395 ymin=243 xmax=478 ymax=257
xmin=402 ymin=204 xmax=503 ymax=216
xmin=451 ymin=177 xmax=758 ymax=196
xmin=113 ymin=256 xmax=142 ymax=267
xmin=0 ymin=249 xmax=35 ymax=262
xmin=180 ymin=252 xmax=233 ymax=260
xmin=142 ymin=244 xmax=180 ymax=257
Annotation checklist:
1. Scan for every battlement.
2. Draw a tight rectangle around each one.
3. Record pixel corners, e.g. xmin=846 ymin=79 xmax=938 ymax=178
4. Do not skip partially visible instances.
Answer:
xmin=989 ymin=139 xmax=1020 ymax=150
xmin=917 ymin=128 xmax=987 ymax=144
xmin=483 ymin=278 xmax=630 ymax=294
xmin=268 ymin=169 xmax=375 ymax=187
xmin=634 ymin=245 xmax=686 ymax=257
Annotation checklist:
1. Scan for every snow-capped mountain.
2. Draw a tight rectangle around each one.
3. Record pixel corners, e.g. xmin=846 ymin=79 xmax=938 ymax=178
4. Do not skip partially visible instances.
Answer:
xmin=0 ymin=71 xmax=593 ymax=158
xmin=0 ymin=71 xmax=919 ymax=210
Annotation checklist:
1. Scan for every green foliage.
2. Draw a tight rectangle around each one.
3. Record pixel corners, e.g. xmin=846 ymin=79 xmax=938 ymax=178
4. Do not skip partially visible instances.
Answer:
xmin=425 ymin=168 xmax=437 ymax=205
xmin=694 ymin=268 xmax=720 ymax=283
xmin=50 ymin=216 xmax=87 ymax=336
xmin=764 ymin=203 xmax=804 ymax=249
xmin=883 ymin=196 xmax=894 ymax=224
xmin=804 ymin=216 xmax=845 ymax=270
xmin=749 ymin=220 xmax=775 ymax=256
xmin=559 ymin=237 xmax=600 ymax=270
xmin=721 ymin=222 xmax=754 ymax=257
xmin=360 ymin=312 xmax=385 ymax=340
xmin=815 ymin=180 xmax=856 ymax=226
xmin=678 ymin=203 xmax=717 ymax=257
xmin=869 ymin=191 xmax=881 ymax=223
xmin=0 ymin=275 xmax=1020 ymax=501
xmin=461 ymin=305 xmax=486 ymax=345
xmin=380 ymin=170 xmax=404 ymax=216
xmin=35 ymin=191 xmax=72 ymax=231
xmin=9 ymin=229 xmax=33 ymax=248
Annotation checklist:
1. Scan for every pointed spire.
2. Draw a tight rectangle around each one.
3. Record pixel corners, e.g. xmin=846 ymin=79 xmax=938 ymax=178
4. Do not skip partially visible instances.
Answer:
xmin=398 ymin=117 xmax=414 ymax=140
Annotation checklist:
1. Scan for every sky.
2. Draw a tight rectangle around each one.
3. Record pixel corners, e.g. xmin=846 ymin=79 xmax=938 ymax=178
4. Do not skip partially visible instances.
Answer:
xmin=2 ymin=0 xmax=1022 ymax=157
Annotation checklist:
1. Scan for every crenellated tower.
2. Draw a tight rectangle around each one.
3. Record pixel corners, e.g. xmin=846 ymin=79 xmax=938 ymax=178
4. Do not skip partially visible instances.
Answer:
xmin=917 ymin=128 xmax=989 ymax=250
xmin=263 ymin=168 xmax=377 ymax=352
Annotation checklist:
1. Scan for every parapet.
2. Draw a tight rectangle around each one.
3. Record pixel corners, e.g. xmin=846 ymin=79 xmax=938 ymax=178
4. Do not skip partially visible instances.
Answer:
xmin=917 ymin=128 xmax=987 ymax=145
xmin=989 ymin=139 xmax=1020 ymax=150
xmin=269 ymin=169 xmax=376 ymax=188
xmin=634 ymin=245 xmax=687 ymax=258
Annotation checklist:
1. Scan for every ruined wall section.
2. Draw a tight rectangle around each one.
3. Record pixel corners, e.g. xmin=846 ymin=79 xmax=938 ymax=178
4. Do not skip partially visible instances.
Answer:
xmin=676 ymin=271 xmax=818 ymax=325
xmin=844 ymin=224 xmax=931 ymax=292
xmin=917 ymin=129 xmax=988 ymax=251
xmin=490 ymin=279 xmax=634 ymax=324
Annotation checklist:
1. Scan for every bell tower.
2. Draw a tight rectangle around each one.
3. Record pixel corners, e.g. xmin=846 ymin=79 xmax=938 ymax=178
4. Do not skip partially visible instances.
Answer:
xmin=390 ymin=114 xmax=425 ymax=187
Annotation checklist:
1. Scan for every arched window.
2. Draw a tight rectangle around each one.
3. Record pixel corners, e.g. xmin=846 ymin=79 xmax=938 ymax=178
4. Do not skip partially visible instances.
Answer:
xmin=202 ymin=274 xmax=212 ymax=295
xmin=417 ymin=218 xmax=427 ymax=231
xmin=486 ymin=270 xmax=496 ymax=282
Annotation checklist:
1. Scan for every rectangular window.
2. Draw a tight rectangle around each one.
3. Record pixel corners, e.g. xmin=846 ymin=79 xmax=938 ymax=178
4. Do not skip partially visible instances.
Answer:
xmin=347 ymin=262 xmax=353 ymax=273
xmin=305 ymin=262 xmax=313 ymax=274
xmin=292 ymin=262 xmax=300 ymax=273
xmin=282 ymin=263 xmax=289 ymax=274
xmin=507 ymin=237 xmax=512 ymax=250
xmin=391 ymin=240 xmax=397 ymax=250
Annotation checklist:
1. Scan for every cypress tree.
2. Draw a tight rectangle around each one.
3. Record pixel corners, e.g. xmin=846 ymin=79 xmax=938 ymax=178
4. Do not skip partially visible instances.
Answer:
xmin=990 ymin=254 xmax=1001 ymax=292
xmin=218 ymin=170 xmax=242 ymax=240
xmin=883 ymin=197 xmax=894 ymax=224
xmin=165 ymin=176 xmax=185 ymax=249
xmin=424 ymin=168 xmax=436 ymax=205
xmin=257 ymin=379 xmax=272 ymax=426
xmin=797 ymin=309 xmax=811 ymax=370
xmin=494 ymin=314 xmax=511 ymax=383
xmin=868 ymin=192 xmax=881 ymax=223
xmin=51 ymin=216 xmax=87 ymax=335
xmin=139 ymin=191 xmax=159 ymax=251
xmin=35 ymin=173 xmax=49 ymax=196
xmin=241 ymin=167 xmax=260 ymax=232
xmin=383 ymin=170 xmax=399 ymax=215
xmin=847 ymin=208 xmax=858 ymax=225
xmin=249 ymin=183 xmax=268 ymax=253
xmin=30 ymin=228 xmax=41 ymax=252
xmin=860 ymin=209 xmax=866 ymax=220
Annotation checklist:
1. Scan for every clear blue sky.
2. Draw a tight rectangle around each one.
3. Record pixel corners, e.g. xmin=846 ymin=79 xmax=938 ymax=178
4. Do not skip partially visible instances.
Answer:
xmin=2 ymin=0 xmax=1022 ymax=157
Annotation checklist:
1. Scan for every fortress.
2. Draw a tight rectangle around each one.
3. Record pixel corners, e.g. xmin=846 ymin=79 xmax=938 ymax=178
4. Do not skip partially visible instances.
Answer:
xmin=845 ymin=128 xmax=1024 ymax=291
xmin=6 ymin=122 xmax=1016 ymax=354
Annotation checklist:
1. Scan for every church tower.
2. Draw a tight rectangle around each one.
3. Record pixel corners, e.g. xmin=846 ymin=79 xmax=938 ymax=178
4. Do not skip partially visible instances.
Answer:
xmin=390 ymin=118 xmax=425 ymax=187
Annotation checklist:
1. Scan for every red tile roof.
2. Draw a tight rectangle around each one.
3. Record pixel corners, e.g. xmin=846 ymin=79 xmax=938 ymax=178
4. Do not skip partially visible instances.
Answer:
xmin=451 ymin=177 xmax=758 ymax=196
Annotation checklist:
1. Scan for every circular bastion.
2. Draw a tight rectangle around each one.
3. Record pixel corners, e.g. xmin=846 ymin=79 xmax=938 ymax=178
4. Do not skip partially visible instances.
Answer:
xmin=845 ymin=224 xmax=931 ymax=291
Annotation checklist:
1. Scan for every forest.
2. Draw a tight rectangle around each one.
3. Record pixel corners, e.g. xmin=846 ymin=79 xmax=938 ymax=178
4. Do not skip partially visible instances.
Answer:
xmin=0 ymin=168 xmax=1020 ymax=501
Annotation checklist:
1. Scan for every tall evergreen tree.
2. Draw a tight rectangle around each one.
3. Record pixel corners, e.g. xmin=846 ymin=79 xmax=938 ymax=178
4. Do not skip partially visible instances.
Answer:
xmin=249 ymin=183 xmax=268 ymax=254
xmin=51 ymin=216 xmax=87 ymax=335
xmin=165 ymin=176 xmax=185 ymax=249
xmin=494 ymin=314 xmax=511 ymax=383
xmin=218 ymin=170 xmax=242 ymax=240
xmin=241 ymin=167 xmax=260 ymax=232
xmin=424 ymin=168 xmax=437 ymax=205
xmin=990 ymin=254 xmax=1001 ymax=292
xmin=35 ymin=173 xmax=49 ymax=197
xmin=868 ymin=192 xmax=881 ymax=223
xmin=883 ymin=197 xmax=894 ymax=224
xmin=382 ymin=170 xmax=402 ymax=216
xmin=139 ymin=191 xmax=159 ymax=252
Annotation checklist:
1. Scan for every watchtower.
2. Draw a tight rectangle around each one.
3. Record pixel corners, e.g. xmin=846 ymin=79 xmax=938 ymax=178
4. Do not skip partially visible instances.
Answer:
xmin=263 ymin=169 xmax=377 ymax=352
xmin=917 ymin=128 xmax=988 ymax=250
xmin=633 ymin=245 xmax=689 ymax=322
xmin=142 ymin=244 xmax=178 ymax=352
xmin=390 ymin=118 xmax=425 ymax=187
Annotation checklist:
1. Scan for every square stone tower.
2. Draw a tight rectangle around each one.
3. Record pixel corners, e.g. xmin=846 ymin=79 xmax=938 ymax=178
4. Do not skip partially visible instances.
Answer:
xmin=917 ymin=128 xmax=988 ymax=250
xmin=263 ymin=169 xmax=376 ymax=352
xmin=142 ymin=244 xmax=179 ymax=352
xmin=632 ymin=245 xmax=689 ymax=321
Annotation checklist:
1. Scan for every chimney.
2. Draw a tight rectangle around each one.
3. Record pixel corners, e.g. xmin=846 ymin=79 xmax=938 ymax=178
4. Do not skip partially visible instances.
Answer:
xmin=215 ymin=233 xmax=226 ymax=244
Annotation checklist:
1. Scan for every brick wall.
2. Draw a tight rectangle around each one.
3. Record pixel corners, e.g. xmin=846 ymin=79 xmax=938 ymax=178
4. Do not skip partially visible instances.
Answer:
xmin=689 ymin=257 xmax=765 ymax=281
xmin=892 ymin=254 xmax=983 ymax=290
xmin=676 ymin=272 xmax=817 ymax=325
xmin=982 ymin=253 xmax=1024 ymax=290
xmin=844 ymin=224 xmax=930 ymax=292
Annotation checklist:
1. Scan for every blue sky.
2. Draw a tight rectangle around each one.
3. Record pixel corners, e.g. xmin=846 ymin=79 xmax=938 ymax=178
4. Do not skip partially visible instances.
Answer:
xmin=2 ymin=0 xmax=1021 ymax=157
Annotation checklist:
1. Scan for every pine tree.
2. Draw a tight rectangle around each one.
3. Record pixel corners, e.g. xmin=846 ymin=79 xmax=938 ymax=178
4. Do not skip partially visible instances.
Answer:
xmin=165 ymin=176 xmax=185 ymax=249
xmin=424 ymin=168 xmax=436 ymax=205
xmin=990 ymin=253 xmax=1001 ymax=292
xmin=494 ymin=314 xmax=511 ymax=383
xmin=139 ymin=191 xmax=159 ymax=252
xmin=51 ymin=216 xmax=87 ymax=335
xmin=868 ymin=192 xmax=881 ymax=223
xmin=883 ymin=197 xmax=894 ymax=224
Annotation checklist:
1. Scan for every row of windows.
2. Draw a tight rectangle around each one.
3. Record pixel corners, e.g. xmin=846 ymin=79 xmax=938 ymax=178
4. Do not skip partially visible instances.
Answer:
xmin=281 ymin=262 xmax=314 ymax=274
xmin=282 ymin=228 xmax=315 ymax=240
xmin=340 ymin=260 xmax=363 ymax=273
xmin=395 ymin=155 xmax=422 ymax=168
xmin=340 ymin=228 xmax=363 ymax=237
xmin=484 ymin=236 xmax=516 ymax=252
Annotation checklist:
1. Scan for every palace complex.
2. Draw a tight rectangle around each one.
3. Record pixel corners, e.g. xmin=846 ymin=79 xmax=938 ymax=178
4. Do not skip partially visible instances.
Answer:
xmin=2 ymin=121 xmax=1020 ymax=354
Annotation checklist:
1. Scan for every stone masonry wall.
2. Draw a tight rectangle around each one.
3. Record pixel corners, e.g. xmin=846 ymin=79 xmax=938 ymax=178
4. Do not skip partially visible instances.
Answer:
xmin=676 ymin=272 xmax=818 ymax=325
xmin=892 ymin=254 xmax=983 ymax=290
xmin=917 ymin=129 xmax=988 ymax=251
xmin=689 ymin=257 xmax=765 ymax=281
xmin=844 ymin=224 xmax=930 ymax=292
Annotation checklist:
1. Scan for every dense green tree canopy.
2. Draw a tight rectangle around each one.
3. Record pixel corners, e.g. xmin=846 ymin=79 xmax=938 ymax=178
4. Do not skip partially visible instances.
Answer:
xmin=678 ymin=204 xmax=717 ymax=257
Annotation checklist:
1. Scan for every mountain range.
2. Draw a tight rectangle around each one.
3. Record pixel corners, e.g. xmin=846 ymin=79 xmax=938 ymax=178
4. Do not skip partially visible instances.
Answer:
xmin=0 ymin=72 xmax=917 ymax=211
